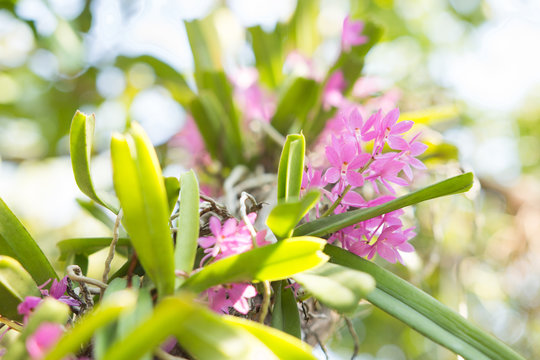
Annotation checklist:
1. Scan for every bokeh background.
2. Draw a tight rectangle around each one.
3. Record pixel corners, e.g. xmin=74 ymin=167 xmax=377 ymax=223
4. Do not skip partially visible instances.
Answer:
xmin=1 ymin=0 xmax=539 ymax=359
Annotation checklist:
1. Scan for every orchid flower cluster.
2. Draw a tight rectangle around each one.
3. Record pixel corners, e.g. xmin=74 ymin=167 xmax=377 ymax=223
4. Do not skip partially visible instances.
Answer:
xmin=304 ymin=107 xmax=427 ymax=264
xmin=196 ymin=213 xmax=269 ymax=315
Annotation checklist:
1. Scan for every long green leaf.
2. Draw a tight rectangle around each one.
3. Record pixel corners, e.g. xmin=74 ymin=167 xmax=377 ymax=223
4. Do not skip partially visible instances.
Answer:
xmin=94 ymin=278 xmax=153 ymax=360
xmin=103 ymin=294 xmax=279 ymax=360
xmin=248 ymin=24 xmax=286 ymax=88
xmin=115 ymin=55 xmax=195 ymax=106
xmin=293 ymin=262 xmax=375 ymax=314
xmin=57 ymin=237 xmax=130 ymax=261
xmin=164 ymin=176 xmax=180 ymax=215
xmin=0 ymin=256 xmax=40 ymax=320
xmin=294 ymin=172 xmax=474 ymax=237
xmin=267 ymin=189 xmax=320 ymax=239
xmin=76 ymin=198 xmax=115 ymax=229
xmin=70 ymin=110 xmax=118 ymax=213
xmin=271 ymin=78 xmax=320 ymax=135
xmin=326 ymin=245 xmax=526 ymax=360
xmin=175 ymin=170 xmax=200 ymax=288
xmin=184 ymin=18 xmax=222 ymax=73
xmin=0 ymin=197 xmax=57 ymax=284
xmin=181 ymin=237 xmax=329 ymax=293
xmin=190 ymin=91 xmax=244 ymax=167
xmin=223 ymin=315 xmax=316 ymax=359
xmin=271 ymin=280 xmax=301 ymax=339
xmin=43 ymin=290 xmax=137 ymax=360
xmin=111 ymin=123 xmax=175 ymax=297
xmin=277 ymin=134 xmax=306 ymax=202
xmin=287 ymin=0 xmax=320 ymax=55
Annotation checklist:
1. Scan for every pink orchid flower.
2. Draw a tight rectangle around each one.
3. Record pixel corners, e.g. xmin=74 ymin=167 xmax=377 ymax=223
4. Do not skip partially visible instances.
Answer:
xmin=26 ymin=322 xmax=64 ymax=359
xmin=342 ymin=16 xmax=368 ymax=52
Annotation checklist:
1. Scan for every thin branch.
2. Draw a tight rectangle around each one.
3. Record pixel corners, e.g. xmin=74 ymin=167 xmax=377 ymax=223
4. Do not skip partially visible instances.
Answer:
xmin=102 ymin=209 xmax=123 ymax=296
xmin=67 ymin=265 xmax=108 ymax=290
xmin=67 ymin=265 xmax=106 ymax=311
xmin=256 ymin=118 xmax=286 ymax=146
xmin=258 ymin=281 xmax=271 ymax=324
xmin=0 ymin=315 xmax=23 ymax=332
xmin=345 ymin=316 xmax=360 ymax=360
xmin=239 ymin=192 xmax=258 ymax=245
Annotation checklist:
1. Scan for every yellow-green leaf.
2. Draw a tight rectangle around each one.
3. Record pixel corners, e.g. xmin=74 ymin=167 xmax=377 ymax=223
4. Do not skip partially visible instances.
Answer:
xmin=111 ymin=123 xmax=175 ymax=297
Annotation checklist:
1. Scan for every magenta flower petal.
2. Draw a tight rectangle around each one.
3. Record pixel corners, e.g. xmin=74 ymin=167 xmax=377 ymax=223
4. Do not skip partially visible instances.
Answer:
xmin=390 ymin=120 xmax=413 ymax=134
xmin=410 ymin=141 xmax=428 ymax=155
xmin=346 ymin=171 xmax=365 ymax=187
xmin=17 ymin=296 xmax=42 ymax=317
xmin=409 ymin=157 xmax=427 ymax=169
xmin=387 ymin=136 xmax=408 ymax=150
xmin=324 ymin=167 xmax=340 ymax=184
xmin=209 ymin=217 xmax=222 ymax=237
xmin=198 ymin=236 xmax=216 ymax=249
xmin=26 ymin=323 xmax=63 ymax=359
xmin=325 ymin=146 xmax=341 ymax=167
xmin=221 ymin=218 xmax=238 ymax=237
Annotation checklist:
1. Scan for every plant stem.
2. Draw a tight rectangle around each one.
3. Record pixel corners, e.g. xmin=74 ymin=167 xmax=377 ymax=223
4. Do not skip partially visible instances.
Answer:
xmin=258 ymin=281 xmax=271 ymax=323
xmin=102 ymin=209 xmax=123 ymax=296
xmin=322 ymin=185 xmax=351 ymax=217
xmin=0 ymin=315 xmax=23 ymax=332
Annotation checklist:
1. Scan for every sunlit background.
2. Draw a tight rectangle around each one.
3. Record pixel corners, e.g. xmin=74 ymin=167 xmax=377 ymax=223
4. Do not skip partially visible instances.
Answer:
xmin=1 ymin=0 xmax=540 ymax=358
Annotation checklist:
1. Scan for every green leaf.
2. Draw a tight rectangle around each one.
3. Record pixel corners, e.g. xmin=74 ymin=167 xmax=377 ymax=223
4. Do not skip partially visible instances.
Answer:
xmin=287 ymin=0 xmax=320 ymax=56
xmin=184 ymin=18 xmax=222 ymax=73
xmin=43 ymin=289 xmax=137 ymax=360
xmin=115 ymin=55 xmax=195 ymax=106
xmin=294 ymin=172 xmax=474 ymax=237
xmin=223 ymin=315 xmax=316 ymax=359
xmin=293 ymin=262 xmax=375 ymax=313
xmin=76 ymin=198 xmax=115 ymax=229
xmin=181 ymin=237 xmax=329 ymax=293
xmin=267 ymin=190 xmax=320 ymax=239
xmin=164 ymin=176 xmax=180 ymax=215
xmin=326 ymin=245 xmax=526 ymax=360
xmin=190 ymin=91 xmax=244 ymax=167
xmin=111 ymin=123 xmax=175 ymax=297
xmin=69 ymin=110 xmax=119 ymax=213
xmin=248 ymin=25 xmax=286 ymax=88
xmin=175 ymin=170 xmax=200 ymax=288
xmin=57 ymin=237 xmax=130 ymax=261
xmin=0 ymin=197 xmax=57 ymax=284
xmin=271 ymin=78 xmax=320 ymax=135
xmin=271 ymin=280 xmax=301 ymax=339
xmin=94 ymin=279 xmax=153 ymax=360
xmin=103 ymin=294 xmax=279 ymax=360
xmin=277 ymin=133 xmax=306 ymax=202
xmin=0 ymin=256 xmax=40 ymax=320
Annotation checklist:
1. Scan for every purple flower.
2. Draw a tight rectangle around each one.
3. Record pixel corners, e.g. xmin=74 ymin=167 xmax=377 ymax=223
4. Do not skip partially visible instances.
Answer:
xmin=26 ymin=322 xmax=63 ymax=359
xmin=323 ymin=71 xmax=346 ymax=109
xmin=198 ymin=214 xmax=268 ymax=265
xmin=231 ymin=68 xmax=275 ymax=123
xmin=365 ymin=154 xmax=408 ymax=194
xmin=351 ymin=225 xmax=415 ymax=264
xmin=205 ymin=283 xmax=257 ymax=315
xmin=18 ymin=276 xmax=79 ymax=323
xmin=393 ymin=133 xmax=428 ymax=180
xmin=324 ymin=136 xmax=370 ymax=191
xmin=342 ymin=16 xmax=368 ymax=52
xmin=374 ymin=108 xmax=413 ymax=154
